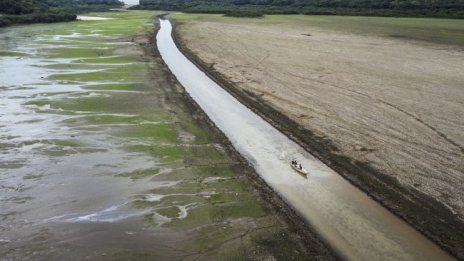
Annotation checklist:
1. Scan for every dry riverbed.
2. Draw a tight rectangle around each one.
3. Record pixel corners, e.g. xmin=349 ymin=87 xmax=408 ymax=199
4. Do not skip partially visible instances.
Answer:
xmin=171 ymin=14 xmax=464 ymax=258
xmin=0 ymin=11 xmax=335 ymax=260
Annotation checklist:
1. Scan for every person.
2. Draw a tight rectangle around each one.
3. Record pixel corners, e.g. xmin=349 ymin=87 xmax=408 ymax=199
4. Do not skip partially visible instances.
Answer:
xmin=298 ymin=163 xmax=302 ymax=170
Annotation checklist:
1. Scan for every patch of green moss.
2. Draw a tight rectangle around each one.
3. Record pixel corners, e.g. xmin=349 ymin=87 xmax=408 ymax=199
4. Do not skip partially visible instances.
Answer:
xmin=0 ymin=51 xmax=29 ymax=57
xmin=48 ymin=70 xmax=126 ymax=82
xmin=133 ymin=199 xmax=160 ymax=209
xmin=124 ymin=123 xmax=178 ymax=143
xmin=51 ymin=139 xmax=82 ymax=147
xmin=116 ymin=168 xmax=160 ymax=180
xmin=208 ymin=191 xmax=253 ymax=204
xmin=204 ymin=165 xmax=236 ymax=178
xmin=76 ymin=56 xmax=137 ymax=64
xmin=157 ymin=206 xmax=181 ymax=218
xmin=22 ymin=174 xmax=46 ymax=180
xmin=26 ymin=97 xmax=107 ymax=112
xmin=251 ymin=229 xmax=308 ymax=260
xmin=148 ymin=146 xmax=186 ymax=162
xmin=64 ymin=114 xmax=168 ymax=126
xmin=167 ymin=204 xmax=214 ymax=228
xmin=217 ymin=201 xmax=267 ymax=219
xmin=44 ymin=47 xmax=114 ymax=59
xmin=177 ymin=113 xmax=211 ymax=144
xmin=41 ymin=63 xmax=113 ymax=70
xmin=83 ymin=83 xmax=134 ymax=90
xmin=48 ymin=63 xmax=146 ymax=83
xmin=148 ymin=185 xmax=200 ymax=197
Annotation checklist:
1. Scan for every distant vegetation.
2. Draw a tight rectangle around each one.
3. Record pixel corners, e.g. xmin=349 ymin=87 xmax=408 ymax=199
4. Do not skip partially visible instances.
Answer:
xmin=0 ymin=0 xmax=124 ymax=27
xmin=134 ymin=0 xmax=464 ymax=18
xmin=225 ymin=9 xmax=264 ymax=17
xmin=0 ymin=13 xmax=77 ymax=27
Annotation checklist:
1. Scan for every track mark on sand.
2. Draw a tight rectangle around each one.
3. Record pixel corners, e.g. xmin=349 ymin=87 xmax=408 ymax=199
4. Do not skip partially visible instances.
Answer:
xmin=288 ymin=72 xmax=464 ymax=154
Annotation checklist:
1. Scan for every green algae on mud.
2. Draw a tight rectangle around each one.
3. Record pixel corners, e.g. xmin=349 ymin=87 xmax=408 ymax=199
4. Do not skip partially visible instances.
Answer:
xmin=116 ymin=168 xmax=160 ymax=180
xmin=83 ymin=83 xmax=138 ymax=90
xmin=76 ymin=56 xmax=138 ymax=64
xmin=0 ymin=50 xmax=30 ymax=57
xmin=0 ymin=10 xmax=333 ymax=260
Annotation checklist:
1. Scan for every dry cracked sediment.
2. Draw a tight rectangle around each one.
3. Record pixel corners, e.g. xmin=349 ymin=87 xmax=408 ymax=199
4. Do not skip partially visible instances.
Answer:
xmin=171 ymin=15 xmax=464 ymax=259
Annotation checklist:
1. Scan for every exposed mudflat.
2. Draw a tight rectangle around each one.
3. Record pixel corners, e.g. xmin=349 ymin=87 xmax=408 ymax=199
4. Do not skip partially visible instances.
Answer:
xmin=172 ymin=14 xmax=464 ymax=258
xmin=0 ymin=12 xmax=334 ymax=260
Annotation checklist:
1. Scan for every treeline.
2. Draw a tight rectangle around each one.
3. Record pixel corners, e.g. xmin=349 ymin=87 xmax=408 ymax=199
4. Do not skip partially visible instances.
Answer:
xmin=0 ymin=0 xmax=124 ymax=27
xmin=134 ymin=0 xmax=464 ymax=18
xmin=224 ymin=9 xmax=264 ymax=17
xmin=0 ymin=13 xmax=77 ymax=27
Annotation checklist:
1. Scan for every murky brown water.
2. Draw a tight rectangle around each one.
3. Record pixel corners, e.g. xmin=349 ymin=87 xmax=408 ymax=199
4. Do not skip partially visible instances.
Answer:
xmin=157 ymin=18 xmax=456 ymax=261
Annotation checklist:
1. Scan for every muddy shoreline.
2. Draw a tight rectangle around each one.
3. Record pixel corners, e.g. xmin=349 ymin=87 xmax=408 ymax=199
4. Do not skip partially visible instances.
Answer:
xmin=169 ymin=20 xmax=464 ymax=260
xmin=1 ymin=12 xmax=343 ymax=259
xmin=149 ymin=18 xmax=340 ymax=260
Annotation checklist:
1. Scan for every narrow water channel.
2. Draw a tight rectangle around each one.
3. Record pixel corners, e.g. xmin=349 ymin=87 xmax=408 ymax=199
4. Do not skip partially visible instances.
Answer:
xmin=157 ymin=18 xmax=455 ymax=261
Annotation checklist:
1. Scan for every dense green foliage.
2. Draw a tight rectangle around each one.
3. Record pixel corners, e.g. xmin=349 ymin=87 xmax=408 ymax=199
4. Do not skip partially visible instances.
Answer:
xmin=0 ymin=0 xmax=124 ymax=15
xmin=0 ymin=13 xmax=77 ymax=27
xmin=135 ymin=0 xmax=464 ymax=18
xmin=0 ymin=0 xmax=124 ymax=27
xmin=224 ymin=9 xmax=264 ymax=17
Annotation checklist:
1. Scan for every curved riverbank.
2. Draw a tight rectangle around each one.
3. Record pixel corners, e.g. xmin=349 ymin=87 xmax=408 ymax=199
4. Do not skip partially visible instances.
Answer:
xmin=151 ymin=17 xmax=340 ymax=260
xmin=158 ymin=18 xmax=456 ymax=260
xmin=169 ymin=18 xmax=464 ymax=260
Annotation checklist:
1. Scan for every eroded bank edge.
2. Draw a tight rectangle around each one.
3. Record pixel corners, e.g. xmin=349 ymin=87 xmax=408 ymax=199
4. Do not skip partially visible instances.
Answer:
xmin=150 ymin=16 xmax=341 ymax=260
xmin=169 ymin=17 xmax=464 ymax=260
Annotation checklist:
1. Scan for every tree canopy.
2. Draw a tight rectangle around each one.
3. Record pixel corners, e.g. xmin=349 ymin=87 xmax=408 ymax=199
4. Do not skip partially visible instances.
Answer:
xmin=0 ymin=0 xmax=124 ymax=27
xmin=135 ymin=0 xmax=464 ymax=18
xmin=0 ymin=0 xmax=124 ymax=15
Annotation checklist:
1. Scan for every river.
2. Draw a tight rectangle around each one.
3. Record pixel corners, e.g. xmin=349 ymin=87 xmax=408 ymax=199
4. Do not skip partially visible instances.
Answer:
xmin=1 ymin=12 xmax=318 ymax=260
xmin=156 ymin=18 xmax=455 ymax=261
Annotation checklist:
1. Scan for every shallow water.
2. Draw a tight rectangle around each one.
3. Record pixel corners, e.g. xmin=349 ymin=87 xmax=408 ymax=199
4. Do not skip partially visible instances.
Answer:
xmin=0 ymin=23 xmax=167 ymax=256
xmin=157 ymin=18 xmax=455 ymax=261
xmin=1 ymin=13 xmax=318 ymax=260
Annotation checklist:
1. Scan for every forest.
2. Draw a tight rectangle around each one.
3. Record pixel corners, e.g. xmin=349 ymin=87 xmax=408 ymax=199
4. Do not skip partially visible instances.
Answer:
xmin=0 ymin=0 xmax=124 ymax=27
xmin=135 ymin=0 xmax=464 ymax=18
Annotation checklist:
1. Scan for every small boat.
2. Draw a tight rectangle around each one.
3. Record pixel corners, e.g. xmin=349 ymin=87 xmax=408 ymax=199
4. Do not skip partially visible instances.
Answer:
xmin=291 ymin=161 xmax=308 ymax=176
